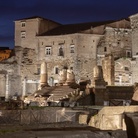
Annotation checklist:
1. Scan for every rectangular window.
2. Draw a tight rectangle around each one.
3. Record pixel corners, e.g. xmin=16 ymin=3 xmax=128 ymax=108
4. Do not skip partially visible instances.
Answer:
xmin=21 ymin=31 xmax=26 ymax=38
xmin=70 ymin=45 xmax=75 ymax=53
xmin=37 ymin=68 xmax=40 ymax=74
xmin=126 ymin=51 xmax=131 ymax=58
xmin=104 ymin=47 xmax=107 ymax=52
xmin=45 ymin=46 xmax=52 ymax=55
xmin=55 ymin=67 xmax=59 ymax=74
xmin=124 ymin=67 xmax=129 ymax=71
xmin=21 ymin=22 xmax=26 ymax=27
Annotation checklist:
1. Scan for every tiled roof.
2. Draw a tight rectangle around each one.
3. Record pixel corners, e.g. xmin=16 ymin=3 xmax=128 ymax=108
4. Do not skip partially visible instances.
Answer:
xmin=40 ymin=20 xmax=114 ymax=36
xmin=39 ymin=18 xmax=130 ymax=36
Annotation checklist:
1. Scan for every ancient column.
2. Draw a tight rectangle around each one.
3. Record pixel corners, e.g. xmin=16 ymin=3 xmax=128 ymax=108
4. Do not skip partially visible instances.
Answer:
xmin=40 ymin=61 xmax=48 ymax=88
xmin=102 ymin=54 xmax=115 ymax=85
xmin=65 ymin=69 xmax=75 ymax=85
xmin=22 ymin=77 xmax=27 ymax=97
xmin=92 ymin=65 xmax=107 ymax=88
xmin=119 ymin=75 xmax=122 ymax=86
xmin=93 ymin=65 xmax=103 ymax=80
xmin=58 ymin=69 xmax=67 ymax=85
xmin=92 ymin=65 xmax=107 ymax=105
xmin=5 ymin=74 xmax=9 ymax=101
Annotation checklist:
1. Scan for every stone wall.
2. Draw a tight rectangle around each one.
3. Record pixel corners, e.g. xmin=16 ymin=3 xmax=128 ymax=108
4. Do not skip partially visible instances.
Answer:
xmin=130 ymin=13 xmax=138 ymax=57
xmin=88 ymin=106 xmax=138 ymax=130
xmin=0 ymin=74 xmax=6 ymax=97
xmin=97 ymin=25 xmax=131 ymax=60
xmin=115 ymin=58 xmax=132 ymax=85
xmin=0 ymin=107 xmax=87 ymax=125
xmin=15 ymin=46 xmax=40 ymax=96
xmin=129 ymin=14 xmax=138 ymax=83
xmin=92 ymin=85 xmax=133 ymax=106
xmin=0 ymin=56 xmax=22 ymax=99
xmin=9 ymin=14 xmax=138 ymax=99
xmin=15 ymin=17 xmax=60 ymax=49
xmin=37 ymin=34 xmax=100 ymax=82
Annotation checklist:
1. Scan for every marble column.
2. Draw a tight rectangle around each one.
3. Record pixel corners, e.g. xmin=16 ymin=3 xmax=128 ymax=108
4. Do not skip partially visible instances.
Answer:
xmin=22 ymin=77 xmax=27 ymax=97
xmin=65 ymin=69 xmax=75 ymax=85
xmin=5 ymin=74 xmax=10 ymax=101
xmin=119 ymin=75 xmax=122 ymax=85
xmin=40 ymin=61 xmax=48 ymax=88
xmin=59 ymin=69 xmax=67 ymax=85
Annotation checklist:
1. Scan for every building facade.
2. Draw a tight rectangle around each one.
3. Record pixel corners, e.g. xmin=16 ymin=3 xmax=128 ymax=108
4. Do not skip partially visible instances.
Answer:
xmin=1 ymin=14 xmax=138 ymax=100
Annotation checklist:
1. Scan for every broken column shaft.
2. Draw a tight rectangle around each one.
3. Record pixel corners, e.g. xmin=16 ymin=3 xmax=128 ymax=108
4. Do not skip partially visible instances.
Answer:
xmin=40 ymin=61 xmax=48 ymax=86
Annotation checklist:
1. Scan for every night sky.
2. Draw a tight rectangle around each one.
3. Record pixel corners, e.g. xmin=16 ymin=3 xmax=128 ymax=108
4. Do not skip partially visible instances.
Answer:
xmin=0 ymin=0 xmax=138 ymax=49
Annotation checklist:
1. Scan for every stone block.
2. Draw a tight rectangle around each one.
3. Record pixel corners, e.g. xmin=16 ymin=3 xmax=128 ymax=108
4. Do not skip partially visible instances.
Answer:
xmin=124 ymin=112 xmax=138 ymax=138
xmin=79 ymin=114 xmax=88 ymax=124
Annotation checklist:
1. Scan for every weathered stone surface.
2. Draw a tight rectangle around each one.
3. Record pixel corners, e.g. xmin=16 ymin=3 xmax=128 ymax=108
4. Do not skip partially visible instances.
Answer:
xmin=65 ymin=69 xmax=76 ymax=85
xmin=93 ymin=65 xmax=103 ymax=80
xmin=132 ymin=83 xmax=138 ymax=103
xmin=88 ymin=106 xmax=138 ymax=130
xmin=39 ymin=61 xmax=48 ymax=89
xmin=1 ymin=14 xmax=138 ymax=101
xmin=59 ymin=69 xmax=67 ymax=84
xmin=114 ymin=58 xmax=132 ymax=86
xmin=124 ymin=112 xmax=138 ymax=138
xmin=102 ymin=54 xmax=114 ymax=85
xmin=92 ymin=65 xmax=107 ymax=88
xmin=79 ymin=114 xmax=88 ymax=124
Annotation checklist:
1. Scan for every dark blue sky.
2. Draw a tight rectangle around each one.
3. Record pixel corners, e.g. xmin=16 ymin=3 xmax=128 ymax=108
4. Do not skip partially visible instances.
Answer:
xmin=0 ymin=0 xmax=138 ymax=49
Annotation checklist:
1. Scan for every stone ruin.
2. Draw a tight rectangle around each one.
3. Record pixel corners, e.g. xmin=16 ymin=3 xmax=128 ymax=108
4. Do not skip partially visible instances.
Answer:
xmin=58 ymin=68 xmax=76 ymax=86
xmin=1 ymin=61 xmax=138 ymax=138
xmin=92 ymin=65 xmax=107 ymax=88
xmin=23 ymin=62 xmax=81 ymax=107
xmin=124 ymin=112 xmax=138 ymax=138
xmin=131 ymin=82 xmax=138 ymax=105
xmin=23 ymin=54 xmax=137 ymax=107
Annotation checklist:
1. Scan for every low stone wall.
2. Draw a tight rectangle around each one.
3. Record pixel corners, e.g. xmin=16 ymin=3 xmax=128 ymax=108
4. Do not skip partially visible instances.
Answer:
xmin=79 ymin=106 xmax=138 ymax=130
xmin=1 ymin=105 xmax=138 ymax=132
xmin=0 ymin=107 xmax=88 ymax=125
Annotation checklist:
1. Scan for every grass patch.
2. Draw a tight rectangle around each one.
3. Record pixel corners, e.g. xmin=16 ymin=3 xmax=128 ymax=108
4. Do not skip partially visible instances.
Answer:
xmin=0 ymin=128 xmax=20 ymax=135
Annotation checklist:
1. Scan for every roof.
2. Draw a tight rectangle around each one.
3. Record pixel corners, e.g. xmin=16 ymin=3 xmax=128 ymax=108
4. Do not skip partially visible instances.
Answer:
xmin=39 ymin=18 xmax=130 ymax=36
xmin=15 ymin=16 xmax=61 ymax=25
xmin=15 ymin=16 xmax=130 ymax=36
xmin=40 ymin=20 xmax=114 ymax=36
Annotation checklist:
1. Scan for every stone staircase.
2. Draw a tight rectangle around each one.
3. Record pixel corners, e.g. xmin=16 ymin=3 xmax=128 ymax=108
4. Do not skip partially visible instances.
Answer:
xmin=48 ymin=85 xmax=78 ymax=102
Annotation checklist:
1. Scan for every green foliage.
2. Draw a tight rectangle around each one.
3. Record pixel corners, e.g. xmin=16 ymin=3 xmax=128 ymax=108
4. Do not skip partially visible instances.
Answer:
xmin=0 ymin=129 xmax=19 ymax=135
